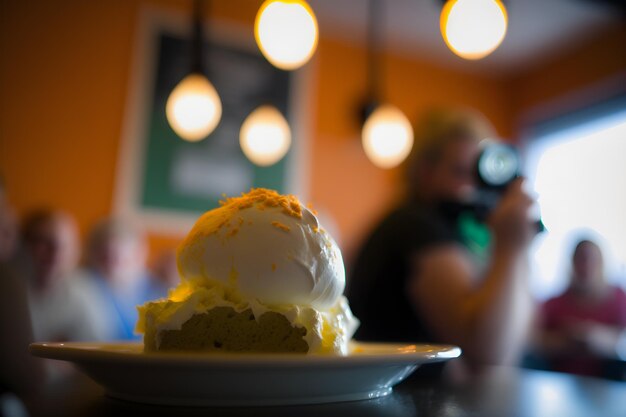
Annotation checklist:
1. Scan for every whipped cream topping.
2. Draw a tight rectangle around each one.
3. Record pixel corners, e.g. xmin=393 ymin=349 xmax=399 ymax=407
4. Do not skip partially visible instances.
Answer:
xmin=137 ymin=277 xmax=359 ymax=354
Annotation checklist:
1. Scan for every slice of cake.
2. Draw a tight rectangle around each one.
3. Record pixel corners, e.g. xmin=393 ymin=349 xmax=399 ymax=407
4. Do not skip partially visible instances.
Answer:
xmin=136 ymin=188 xmax=358 ymax=354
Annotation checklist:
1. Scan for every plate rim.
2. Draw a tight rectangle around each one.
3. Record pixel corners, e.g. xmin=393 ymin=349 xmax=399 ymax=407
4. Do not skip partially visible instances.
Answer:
xmin=29 ymin=341 xmax=461 ymax=367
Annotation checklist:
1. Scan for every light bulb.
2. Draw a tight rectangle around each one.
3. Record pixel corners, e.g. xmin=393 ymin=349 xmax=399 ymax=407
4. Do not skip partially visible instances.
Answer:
xmin=240 ymin=105 xmax=291 ymax=166
xmin=166 ymin=73 xmax=222 ymax=141
xmin=441 ymin=0 xmax=508 ymax=60
xmin=362 ymin=105 xmax=414 ymax=169
xmin=255 ymin=0 xmax=318 ymax=70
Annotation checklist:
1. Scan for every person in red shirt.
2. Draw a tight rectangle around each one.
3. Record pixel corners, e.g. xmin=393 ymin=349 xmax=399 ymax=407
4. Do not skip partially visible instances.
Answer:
xmin=538 ymin=239 xmax=626 ymax=378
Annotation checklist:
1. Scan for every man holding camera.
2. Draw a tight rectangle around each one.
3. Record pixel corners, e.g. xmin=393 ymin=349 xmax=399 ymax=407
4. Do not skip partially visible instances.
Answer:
xmin=347 ymin=108 xmax=537 ymax=375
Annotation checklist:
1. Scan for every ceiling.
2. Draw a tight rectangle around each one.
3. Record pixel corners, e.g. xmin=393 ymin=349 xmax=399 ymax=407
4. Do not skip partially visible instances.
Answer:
xmin=309 ymin=0 xmax=624 ymax=74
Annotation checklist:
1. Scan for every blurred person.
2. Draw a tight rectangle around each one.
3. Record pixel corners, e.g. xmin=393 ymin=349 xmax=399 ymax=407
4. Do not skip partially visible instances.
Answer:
xmin=0 ymin=182 xmax=45 ymax=400
xmin=0 ymin=181 xmax=18 ymax=262
xmin=347 ymin=108 xmax=537 ymax=374
xmin=79 ymin=218 xmax=155 ymax=340
xmin=150 ymin=249 xmax=180 ymax=298
xmin=20 ymin=209 xmax=109 ymax=343
xmin=535 ymin=239 xmax=626 ymax=379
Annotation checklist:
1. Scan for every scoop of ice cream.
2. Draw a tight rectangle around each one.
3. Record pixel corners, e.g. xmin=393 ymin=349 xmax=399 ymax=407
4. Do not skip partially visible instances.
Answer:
xmin=177 ymin=188 xmax=345 ymax=309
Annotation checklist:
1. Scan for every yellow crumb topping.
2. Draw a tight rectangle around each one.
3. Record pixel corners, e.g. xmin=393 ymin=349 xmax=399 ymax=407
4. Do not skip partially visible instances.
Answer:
xmin=271 ymin=221 xmax=291 ymax=232
xmin=178 ymin=188 xmax=305 ymax=261
xmin=219 ymin=188 xmax=302 ymax=219
xmin=175 ymin=188 xmax=311 ymax=290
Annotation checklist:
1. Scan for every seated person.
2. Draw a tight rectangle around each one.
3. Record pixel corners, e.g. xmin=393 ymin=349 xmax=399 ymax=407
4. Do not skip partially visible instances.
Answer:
xmin=78 ymin=218 xmax=156 ymax=340
xmin=347 ymin=109 xmax=537 ymax=374
xmin=149 ymin=249 xmax=180 ymax=299
xmin=0 ymin=182 xmax=45 ymax=398
xmin=0 ymin=179 xmax=17 ymax=263
xmin=536 ymin=238 xmax=626 ymax=379
xmin=19 ymin=209 xmax=109 ymax=343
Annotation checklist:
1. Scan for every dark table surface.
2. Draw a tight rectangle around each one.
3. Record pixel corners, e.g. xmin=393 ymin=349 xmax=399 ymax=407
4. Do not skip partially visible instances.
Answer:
xmin=21 ymin=365 xmax=626 ymax=417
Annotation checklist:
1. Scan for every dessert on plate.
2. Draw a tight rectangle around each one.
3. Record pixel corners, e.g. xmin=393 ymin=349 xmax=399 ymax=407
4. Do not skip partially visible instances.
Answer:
xmin=136 ymin=188 xmax=358 ymax=354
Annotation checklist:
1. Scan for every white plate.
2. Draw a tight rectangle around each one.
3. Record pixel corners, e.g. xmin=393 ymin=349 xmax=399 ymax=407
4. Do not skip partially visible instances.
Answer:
xmin=29 ymin=341 xmax=461 ymax=406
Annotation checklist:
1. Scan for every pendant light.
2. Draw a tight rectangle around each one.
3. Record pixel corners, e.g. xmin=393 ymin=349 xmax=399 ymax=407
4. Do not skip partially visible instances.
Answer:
xmin=240 ymin=105 xmax=291 ymax=167
xmin=361 ymin=0 xmax=414 ymax=169
xmin=440 ymin=0 xmax=508 ymax=60
xmin=254 ymin=0 xmax=319 ymax=70
xmin=166 ymin=0 xmax=222 ymax=141
xmin=362 ymin=105 xmax=414 ymax=169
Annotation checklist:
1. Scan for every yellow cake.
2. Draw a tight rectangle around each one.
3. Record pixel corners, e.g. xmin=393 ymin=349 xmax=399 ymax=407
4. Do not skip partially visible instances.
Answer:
xmin=136 ymin=188 xmax=358 ymax=354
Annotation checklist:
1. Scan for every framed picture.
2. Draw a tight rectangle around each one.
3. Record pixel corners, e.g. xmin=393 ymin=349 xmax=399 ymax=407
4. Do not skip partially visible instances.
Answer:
xmin=114 ymin=6 xmax=311 ymax=234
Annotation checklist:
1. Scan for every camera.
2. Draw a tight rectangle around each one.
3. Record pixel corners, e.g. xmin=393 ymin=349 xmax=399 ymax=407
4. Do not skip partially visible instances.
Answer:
xmin=440 ymin=138 xmax=544 ymax=232
xmin=476 ymin=140 xmax=520 ymax=190
xmin=438 ymin=139 xmax=520 ymax=221
xmin=473 ymin=139 xmax=520 ymax=210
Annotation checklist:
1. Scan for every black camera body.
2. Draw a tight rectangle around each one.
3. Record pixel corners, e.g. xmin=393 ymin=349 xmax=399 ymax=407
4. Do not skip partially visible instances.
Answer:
xmin=439 ymin=139 xmax=544 ymax=232
xmin=476 ymin=140 xmax=520 ymax=191
xmin=439 ymin=139 xmax=520 ymax=222
xmin=472 ymin=140 xmax=521 ymax=213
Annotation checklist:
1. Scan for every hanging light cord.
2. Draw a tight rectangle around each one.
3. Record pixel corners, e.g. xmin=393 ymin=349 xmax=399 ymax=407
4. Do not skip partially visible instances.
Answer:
xmin=366 ymin=0 xmax=383 ymax=104
xmin=191 ymin=0 xmax=208 ymax=75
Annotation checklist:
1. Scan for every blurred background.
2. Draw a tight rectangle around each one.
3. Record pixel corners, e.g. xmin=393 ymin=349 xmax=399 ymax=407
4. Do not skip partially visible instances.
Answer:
xmin=1 ymin=0 xmax=625 ymax=302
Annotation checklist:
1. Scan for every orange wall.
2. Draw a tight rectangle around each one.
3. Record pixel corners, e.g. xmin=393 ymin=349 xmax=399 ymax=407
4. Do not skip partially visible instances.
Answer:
xmin=0 ymin=0 xmax=136 ymax=238
xmin=2 ymin=1 xmax=624 ymax=266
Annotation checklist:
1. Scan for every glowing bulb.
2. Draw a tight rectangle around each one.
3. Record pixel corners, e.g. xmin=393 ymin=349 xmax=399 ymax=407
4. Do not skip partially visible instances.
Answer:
xmin=255 ymin=0 xmax=318 ymax=70
xmin=362 ymin=105 xmax=414 ymax=169
xmin=166 ymin=73 xmax=222 ymax=141
xmin=441 ymin=0 xmax=508 ymax=60
xmin=240 ymin=105 xmax=291 ymax=166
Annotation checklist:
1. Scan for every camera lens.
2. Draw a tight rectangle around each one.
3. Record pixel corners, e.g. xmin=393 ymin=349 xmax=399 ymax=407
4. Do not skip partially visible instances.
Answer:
xmin=477 ymin=143 xmax=519 ymax=187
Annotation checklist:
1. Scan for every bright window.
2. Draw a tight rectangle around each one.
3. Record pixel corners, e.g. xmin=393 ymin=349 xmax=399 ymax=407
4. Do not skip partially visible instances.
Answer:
xmin=525 ymin=106 xmax=626 ymax=300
